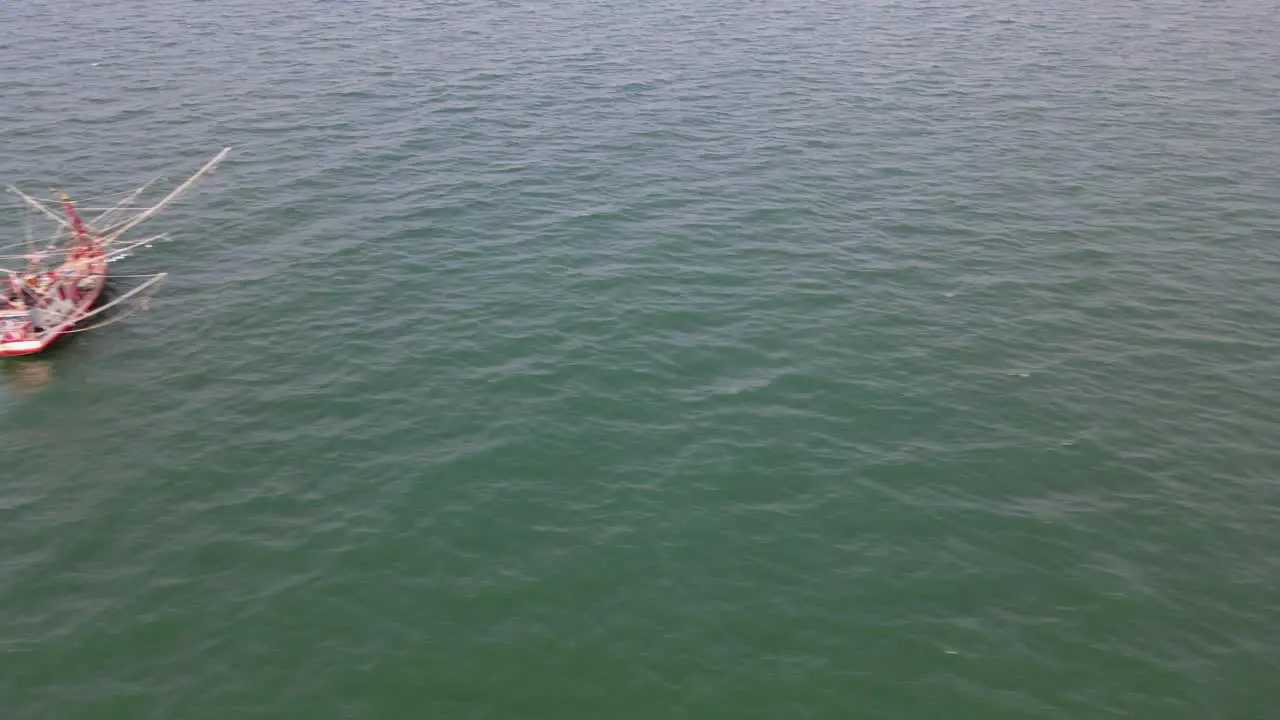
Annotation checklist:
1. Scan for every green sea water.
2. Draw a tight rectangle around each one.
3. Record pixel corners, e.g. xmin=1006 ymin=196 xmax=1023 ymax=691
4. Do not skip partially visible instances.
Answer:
xmin=2 ymin=0 xmax=1279 ymax=717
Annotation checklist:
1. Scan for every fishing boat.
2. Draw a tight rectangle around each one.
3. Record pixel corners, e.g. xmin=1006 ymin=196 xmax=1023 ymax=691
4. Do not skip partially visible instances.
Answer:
xmin=1 ymin=148 xmax=229 ymax=357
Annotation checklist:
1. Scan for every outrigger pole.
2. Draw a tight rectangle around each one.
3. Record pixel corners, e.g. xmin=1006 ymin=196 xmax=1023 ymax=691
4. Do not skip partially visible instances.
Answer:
xmin=99 ymin=147 xmax=230 ymax=244
xmin=51 ymin=273 xmax=169 ymax=333
xmin=4 ymin=146 xmax=231 ymax=245
xmin=91 ymin=177 xmax=159 ymax=228
xmin=6 ymin=185 xmax=70 ymax=230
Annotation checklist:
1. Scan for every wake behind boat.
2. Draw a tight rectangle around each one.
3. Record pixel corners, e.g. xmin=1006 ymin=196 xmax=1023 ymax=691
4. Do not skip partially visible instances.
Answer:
xmin=0 ymin=148 xmax=229 ymax=357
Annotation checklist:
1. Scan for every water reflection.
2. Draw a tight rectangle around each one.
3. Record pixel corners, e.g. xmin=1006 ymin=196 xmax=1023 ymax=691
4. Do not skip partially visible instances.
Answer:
xmin=3 ymin=359 xmax=54 ymax=395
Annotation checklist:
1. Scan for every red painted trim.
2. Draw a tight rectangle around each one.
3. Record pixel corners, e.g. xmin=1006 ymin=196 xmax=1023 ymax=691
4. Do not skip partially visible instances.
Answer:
xmin=0 ymin=243 xmax=109 ymax=357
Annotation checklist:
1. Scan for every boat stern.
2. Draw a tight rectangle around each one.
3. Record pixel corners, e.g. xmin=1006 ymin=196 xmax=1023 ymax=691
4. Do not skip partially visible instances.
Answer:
xmin=0 ymin=310 xmax=42 ymax=357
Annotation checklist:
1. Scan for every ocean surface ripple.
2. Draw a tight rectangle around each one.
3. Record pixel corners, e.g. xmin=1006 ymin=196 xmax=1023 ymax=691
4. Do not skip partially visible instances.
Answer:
xmin=2 ymin=0 xmax=1279 ymax=717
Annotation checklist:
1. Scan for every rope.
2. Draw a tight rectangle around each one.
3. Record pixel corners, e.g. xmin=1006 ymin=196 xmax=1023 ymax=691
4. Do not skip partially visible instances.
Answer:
xmin=0 ymin=228 xmax=167 ymax=258
xmin=59 ymin=296 xmax=153 ymax=333
xmin=23 ymin=185 xmax=164 ymax=204
xmin=54 ymin=207 xmax=152 ymax=212
xmin=0 ymin=234 xmax=67 ymax=254
xmin=31 ymin=275 xmax=166 ymax=336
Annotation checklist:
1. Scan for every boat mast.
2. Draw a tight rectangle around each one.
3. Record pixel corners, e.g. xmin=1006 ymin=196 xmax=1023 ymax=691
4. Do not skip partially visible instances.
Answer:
xmin=99 ymin=147 xmax=230 ymax=244
xmin=59 ymin=194 xmax=92 ymax=245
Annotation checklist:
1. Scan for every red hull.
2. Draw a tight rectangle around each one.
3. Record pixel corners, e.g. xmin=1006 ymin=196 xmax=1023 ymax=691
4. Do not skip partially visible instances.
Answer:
xmin=0 ymin=253 xmax=108 ymax=357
